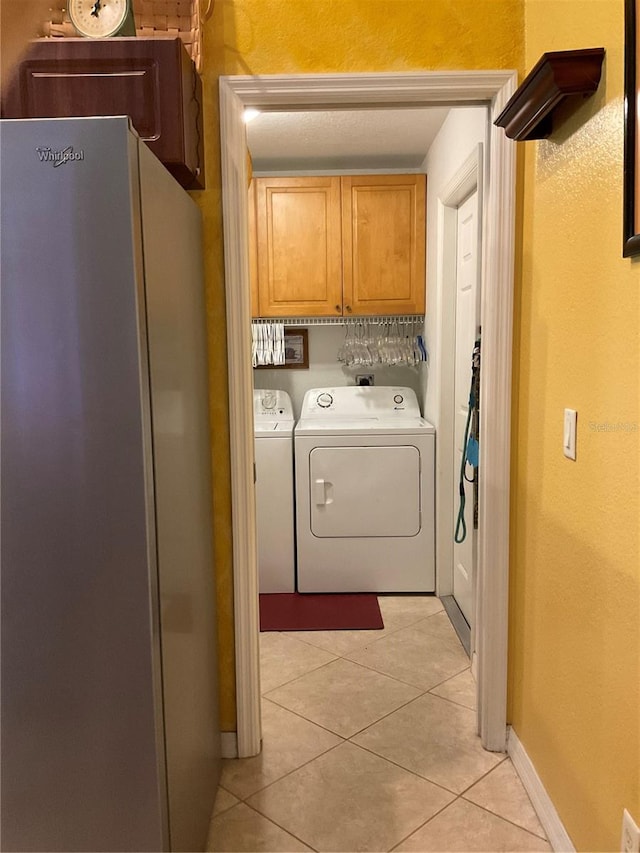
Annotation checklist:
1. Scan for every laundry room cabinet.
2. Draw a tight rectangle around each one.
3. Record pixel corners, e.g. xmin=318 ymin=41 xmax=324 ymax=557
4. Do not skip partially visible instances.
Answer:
xmin=249 ymin=174 xmax=426 ymax=317
xmin=252 ymin=177 xmax=343 ymax=317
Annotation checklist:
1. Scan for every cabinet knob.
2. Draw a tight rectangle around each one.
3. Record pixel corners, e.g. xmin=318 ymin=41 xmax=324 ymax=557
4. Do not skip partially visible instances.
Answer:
xmin=335 ymin=304 xmax=341 ymax=312
xmin=346 ymin=305 xmax=352 ymax=313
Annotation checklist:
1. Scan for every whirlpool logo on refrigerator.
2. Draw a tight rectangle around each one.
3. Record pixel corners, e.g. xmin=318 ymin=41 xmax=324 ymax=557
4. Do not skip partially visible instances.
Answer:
xmin=36 ymin=146 xmax=85 ymax=167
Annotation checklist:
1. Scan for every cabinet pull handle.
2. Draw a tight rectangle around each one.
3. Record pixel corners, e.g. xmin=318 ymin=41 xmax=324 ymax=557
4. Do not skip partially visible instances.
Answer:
xmin=345 ymin=305 xmax=352 ymax=313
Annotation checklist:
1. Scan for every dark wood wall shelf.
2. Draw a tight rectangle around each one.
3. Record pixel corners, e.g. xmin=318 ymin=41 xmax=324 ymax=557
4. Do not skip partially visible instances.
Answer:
xmin=494 ymin=47 xmax=605 ymax=141
xmin=1 ymin=37 xmax=204 ymax=190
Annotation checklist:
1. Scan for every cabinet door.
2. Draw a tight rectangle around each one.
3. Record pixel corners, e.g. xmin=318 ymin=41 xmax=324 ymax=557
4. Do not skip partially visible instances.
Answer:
xmin=341 ymin=175 xmax=426 ymax=315
xmin=0 ymin=38 xmax=205 ymax=190
xmin=256 ymin=177 xmax=343 ymax=317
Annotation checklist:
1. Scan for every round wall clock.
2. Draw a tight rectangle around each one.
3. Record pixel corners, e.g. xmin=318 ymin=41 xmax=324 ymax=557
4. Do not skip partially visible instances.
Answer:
xmin=68 ymin=0 xmax=135 ymax=38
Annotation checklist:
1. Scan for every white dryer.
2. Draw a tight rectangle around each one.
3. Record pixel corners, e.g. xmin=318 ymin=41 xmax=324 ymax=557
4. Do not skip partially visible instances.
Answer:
xmin=295 ymin=386 xmax=435 ymax=593
xmin=254 ymin=389 xmax=295 ymax=593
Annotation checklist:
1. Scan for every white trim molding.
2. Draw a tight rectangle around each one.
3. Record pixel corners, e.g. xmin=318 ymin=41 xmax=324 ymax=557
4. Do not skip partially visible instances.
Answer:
xmin=440 ymin=144 xmax=484 ymax=204
xmin=222 ymin=71 xmax=518 ymax=108
xmin=219 ymin=79 xmax=262 ymax=758
xmin=220 ymin=732 xmax=239 ymax=760
xmin=475 ymin=73 xmax=516 ymax=751
xmin=508 ymin=727 xmax=576 ymax=852
xmin=219 ymin=71 xmax=517 ymax=758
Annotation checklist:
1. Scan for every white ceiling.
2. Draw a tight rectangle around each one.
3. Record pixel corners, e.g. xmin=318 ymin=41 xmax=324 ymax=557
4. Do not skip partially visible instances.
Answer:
xmin=246 ymin=107 xmax=451 ymax=172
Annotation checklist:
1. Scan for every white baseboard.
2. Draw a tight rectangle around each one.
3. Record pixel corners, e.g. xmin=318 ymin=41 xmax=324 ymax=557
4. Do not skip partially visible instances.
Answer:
xmin=507 ymin=727 xmax=575 ymax=852
xmin=220 ymin=732 xmax=238 ymax=759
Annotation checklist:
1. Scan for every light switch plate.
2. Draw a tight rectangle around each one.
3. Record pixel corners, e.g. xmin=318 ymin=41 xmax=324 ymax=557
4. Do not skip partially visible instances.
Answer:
xmin=563 ymin=408 xmax=577 ymax=460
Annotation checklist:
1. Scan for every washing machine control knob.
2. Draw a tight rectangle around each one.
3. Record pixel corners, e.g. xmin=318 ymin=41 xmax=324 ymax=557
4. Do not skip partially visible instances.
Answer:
xmin=317 ymin=392 xmax=333 ymax=408
xmin=262 ymin=393 xmax=276 ymax=410
xmin=394 ymin=394 xmax=404 ymax=404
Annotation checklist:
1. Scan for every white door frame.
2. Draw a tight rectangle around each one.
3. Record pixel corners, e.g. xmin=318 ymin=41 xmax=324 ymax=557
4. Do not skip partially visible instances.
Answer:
xmin=219 ymin=72 xmax=517 ymax=757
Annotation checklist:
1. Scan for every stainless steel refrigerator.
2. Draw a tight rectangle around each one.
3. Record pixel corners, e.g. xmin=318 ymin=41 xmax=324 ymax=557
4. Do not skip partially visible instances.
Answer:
xmin=1 ymin=117 xmax=221 ymax=852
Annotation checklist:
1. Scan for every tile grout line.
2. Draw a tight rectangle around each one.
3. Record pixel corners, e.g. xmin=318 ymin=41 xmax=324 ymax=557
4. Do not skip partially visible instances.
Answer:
xmin=261 ymin=670 xmax=482 ymax=760
xmin=210 ymin=784 xmax=241 ymax=818
xmin=264 ymin=669 xmax=430 ymax=740
xmin=387 ymin=795 xmax=463 ymax=852
xmin=343 ymin=689 xmax=437 ymax=736
xmin=275 ymin=600 xmax=445 ymax=643
xmin=230 ymin=714 xmax=537 ymax=847
xmin=231 ymin=739 xmax=460 ymax=853
xmin=346 ymin=731 xmax=508 ymax=802
xmin=232 ymin=799 xmax=321 ymax=852
xmin=249 ymin=690 xmax=495 ymax=803
xmin=273 ymin=608 xmax=445 ymax=657
xmin=219 ymin=753 xmax=547 ymax=853
xmin=458 ymin=762 xmax=551 ymax=843
xmin=345 ymin=737 xmax=462 ymax=798
xmin=260 ymin=651 xmax=341 ymax=695
xmin=336 ymin=653 xmax=471 ymax=703
xmin=335 ymin=646 xmax=470 ymax=694
xmin=425 ymin=679 xmax=478 ymax=711
xmin=223 ymin=706 xmax=505 ymax=832
xmin=223 ymin=738 xmax=347 ymax=803
xmin=231 ymin=744 xmax=373 ymax=852
xmin=458 ymin=795 xmax=551 ymax=843
xmin=387 ymin=784 xmax=549 ymax=852
xmin=259 ymin=692 xmax=355 ymax=738
xmin=260 ymin=631 xmax=480 ymax=756
xmin=264 ymin=655 xmax=427 ymax=709
xmin=457 ymin=753 xmax=510 ymax=795
xmin=261 ymin=606 xmax=457 ymax=684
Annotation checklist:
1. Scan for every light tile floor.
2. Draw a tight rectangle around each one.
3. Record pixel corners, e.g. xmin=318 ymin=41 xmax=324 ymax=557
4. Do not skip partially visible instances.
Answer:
xmin=207 ymin=596 xmax=551 ymax=852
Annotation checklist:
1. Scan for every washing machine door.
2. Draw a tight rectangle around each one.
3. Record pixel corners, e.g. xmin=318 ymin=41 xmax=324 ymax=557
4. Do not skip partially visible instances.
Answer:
xmin=309 ymin=445 xmax=421 ymax=538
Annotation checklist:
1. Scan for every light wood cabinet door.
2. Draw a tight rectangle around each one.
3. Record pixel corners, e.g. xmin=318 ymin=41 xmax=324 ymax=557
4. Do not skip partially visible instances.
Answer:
xmin=255 ymin=177 xmax=343 ymax=317
xmin=341 ymin=175 xmax=426 ymax=316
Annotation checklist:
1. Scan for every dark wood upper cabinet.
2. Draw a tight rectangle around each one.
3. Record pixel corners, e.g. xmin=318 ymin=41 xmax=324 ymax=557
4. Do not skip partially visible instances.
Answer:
xmin=494 ymin=48 xmax=605 ymax=141
xmin=1 ymin=37 xmax=204 ymax=190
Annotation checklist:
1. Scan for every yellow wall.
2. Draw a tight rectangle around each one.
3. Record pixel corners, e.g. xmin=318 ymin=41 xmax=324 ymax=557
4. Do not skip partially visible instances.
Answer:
xmin=199 ymin=0 xmax=524 ymax=732
xmin=511 ymin=1 xmax=640 ymax=850
xmin=200 ymin=3 xmax=638 ymax=848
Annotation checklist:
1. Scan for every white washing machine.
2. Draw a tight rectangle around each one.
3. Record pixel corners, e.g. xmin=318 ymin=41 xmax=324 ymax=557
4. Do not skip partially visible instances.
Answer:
xmin=295 ymin=386 xmax=435 ymax=593
xmin=254 ymin=389 xmax=295 ymax=593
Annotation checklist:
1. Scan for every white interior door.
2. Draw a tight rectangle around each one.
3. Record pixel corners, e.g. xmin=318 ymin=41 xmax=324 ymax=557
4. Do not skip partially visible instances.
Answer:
xmin=453 ymin=189 xmax=480 ymax=625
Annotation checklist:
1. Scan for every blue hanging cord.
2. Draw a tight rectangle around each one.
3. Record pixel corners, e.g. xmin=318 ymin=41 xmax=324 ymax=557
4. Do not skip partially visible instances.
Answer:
xmin=454 ymin=337 xmax=481 ymax=544
xmin=454 ymin=403 xmax=473 ymax=543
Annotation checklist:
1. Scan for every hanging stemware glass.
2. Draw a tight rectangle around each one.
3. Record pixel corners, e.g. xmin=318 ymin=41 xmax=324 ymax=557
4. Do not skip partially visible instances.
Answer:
xmin=337 ymin=322 xmax=349 ymax=363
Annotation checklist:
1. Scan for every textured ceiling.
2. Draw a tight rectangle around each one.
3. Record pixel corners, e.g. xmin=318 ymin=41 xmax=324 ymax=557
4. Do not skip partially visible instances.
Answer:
xmin=247 ymin=107 xmax=450 ymax=172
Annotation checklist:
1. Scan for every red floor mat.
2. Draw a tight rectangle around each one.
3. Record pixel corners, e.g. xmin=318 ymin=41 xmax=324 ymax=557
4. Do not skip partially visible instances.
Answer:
xmin=259 ymin=592 xmax=384 ymax=632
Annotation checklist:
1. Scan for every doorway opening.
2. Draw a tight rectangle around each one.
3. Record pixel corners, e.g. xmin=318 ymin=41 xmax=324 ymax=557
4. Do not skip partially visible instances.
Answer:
xmin=219 ymin=72 xmax=516 ymax=758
